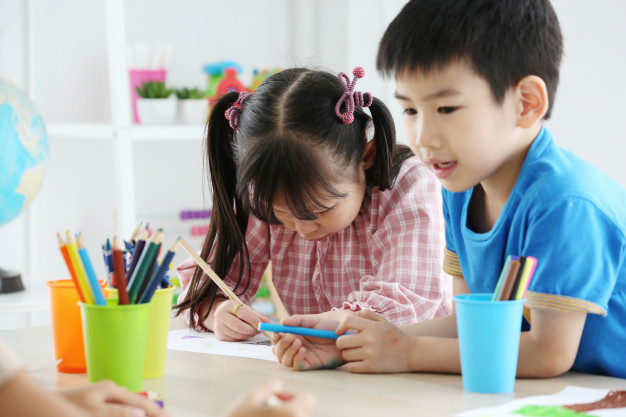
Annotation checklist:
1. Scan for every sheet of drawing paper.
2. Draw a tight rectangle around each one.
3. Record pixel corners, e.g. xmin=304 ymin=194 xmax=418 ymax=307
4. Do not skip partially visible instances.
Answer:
xmin=455 ymin=386 xmax=625 ymax=417
xmin=167 ymin=328 xmax=278 ymax=362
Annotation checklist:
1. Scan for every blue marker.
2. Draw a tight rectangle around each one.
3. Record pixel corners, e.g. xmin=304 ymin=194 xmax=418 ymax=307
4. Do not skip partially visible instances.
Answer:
xmin=258 ymin=322 xmax=349 ymax=340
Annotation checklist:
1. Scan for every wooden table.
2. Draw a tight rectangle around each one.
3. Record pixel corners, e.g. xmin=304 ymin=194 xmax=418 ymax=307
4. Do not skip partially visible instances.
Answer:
xmin=3 ymin=321 xmax=625 ymax=417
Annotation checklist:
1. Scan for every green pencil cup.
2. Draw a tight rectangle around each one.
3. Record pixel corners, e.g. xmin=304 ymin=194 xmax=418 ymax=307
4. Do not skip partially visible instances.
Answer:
xmin=105 ymin=286 xmax=173 ymax=378
xmin=80 ymin=302 xmax=151 ymax=392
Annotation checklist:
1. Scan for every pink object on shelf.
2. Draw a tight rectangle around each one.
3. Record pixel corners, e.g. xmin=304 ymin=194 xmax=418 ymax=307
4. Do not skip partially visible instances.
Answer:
xmin=129 ymin=69 xmax=167 ymax=123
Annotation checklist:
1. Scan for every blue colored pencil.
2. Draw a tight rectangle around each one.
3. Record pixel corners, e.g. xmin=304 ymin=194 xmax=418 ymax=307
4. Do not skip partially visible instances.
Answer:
xmin=258 ymin=323 xmax=348 ymax=340
xmin=137 ymin=238 xmax=180 ymax=304
xmin=76 ymin=233 xmax=106 ymax=306
xmin=104 ymin=238 xmax=114 ymax=286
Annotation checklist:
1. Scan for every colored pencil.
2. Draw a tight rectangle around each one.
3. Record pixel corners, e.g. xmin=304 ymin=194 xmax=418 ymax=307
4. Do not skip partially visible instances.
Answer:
xmin=127 ymin=229 xmax=163 ymax=304
xmin=65 ymin=231 xmax=96 ymax=305
xmin=112 ymin=237 xmax=129 ymax=305
xmin=129 ymin=221 xmax=143 ymax=246
xmin=104 ymin=238 xmax=114 ymax=286
xmin=263 ymin=263 xmax=289 ymax=320
xmin=76 ymin=233 xmax=107 ymax=306
xmin=258 ymin=323 xmax=346 ymax=340
xmin=178 ymin=238 xmax=243 ymax=304
xmin=56 ymin=232 xmax=86 ymax=303
xmin=137 ymin=238 xmax=180 ymax=304
xmin=497 ymin=258 xmax=521 ymax=301
xmin=126 ymin=228 xmax=148 ymax=282
xmin=512 ymin=256 xmax=537 ymax=300
xmin=492 ymin=255 xmax=513 ymax=301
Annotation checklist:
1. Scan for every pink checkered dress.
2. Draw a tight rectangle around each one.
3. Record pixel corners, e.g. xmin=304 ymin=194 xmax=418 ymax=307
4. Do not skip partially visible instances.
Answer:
xmin=178 ymin=156 xmax=452 ymax=328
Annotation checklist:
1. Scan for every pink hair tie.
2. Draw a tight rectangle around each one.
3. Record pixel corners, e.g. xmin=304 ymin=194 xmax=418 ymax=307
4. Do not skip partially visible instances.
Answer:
xmin=335 ymin=67 xmax=373 ymax=124
xmin=224 ymin=92 xmax=251 ymax=130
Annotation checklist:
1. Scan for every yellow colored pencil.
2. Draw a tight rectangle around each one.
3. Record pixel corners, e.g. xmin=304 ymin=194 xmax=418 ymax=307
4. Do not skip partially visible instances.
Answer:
xmin=65 ymin=231 xmax=96 ymax=305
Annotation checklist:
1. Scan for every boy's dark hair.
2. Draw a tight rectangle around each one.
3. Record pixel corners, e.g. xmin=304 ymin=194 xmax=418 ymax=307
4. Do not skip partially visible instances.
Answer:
xmin=176 ymin=68 xmax=412 ymax=323
xmin=377 ymin=0 xmax=563 ymax=119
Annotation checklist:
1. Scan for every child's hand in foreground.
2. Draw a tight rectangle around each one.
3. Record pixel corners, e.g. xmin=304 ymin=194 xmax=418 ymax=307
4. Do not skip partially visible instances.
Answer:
xmin=221 ymin=379 xmax=316 ymax=417
xmin=57 ymin=380 xmax=170 ymax=417
xmin=213 ymin=299 xmax=270 ymax=341
xmin=335 ymin=310 xmax=413 ymax=373
xmin=271 ymin=314 xmax=345 ymax=371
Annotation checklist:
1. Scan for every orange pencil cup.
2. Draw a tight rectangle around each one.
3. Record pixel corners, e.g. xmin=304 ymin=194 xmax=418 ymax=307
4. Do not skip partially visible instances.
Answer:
xmin=46 ymin=279 xmax=105 ymax=373
xmin=106 ymin=286 xmax=173 ymax=378
xmin=80 ymin=302 xmax=151 ymax=392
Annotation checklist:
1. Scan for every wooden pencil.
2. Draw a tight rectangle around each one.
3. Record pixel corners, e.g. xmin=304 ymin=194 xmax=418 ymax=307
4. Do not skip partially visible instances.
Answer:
xmin=126 ymin=227 xmax=148 ymax=283
xmin=56 ymin=232 xmax=86 ymax=303
xmin=76 ymin=233 xmax=107 ymax=306
xmin=137 ymin=238 xmax=180 ymax=304
xmin=112 ymin=236 xmax=129 ymax=305
xmin=65 ymin=231 xmax=96 ymax=305
xmin=129 ymin=221 xmax=143 ymax=246
xmin=178 ymin=238 xmax=243 ymax=304
xmin=127 ymin=229 xmax=162 ymax=304
xmin=263 ymin=263 xmax=289 ymax=320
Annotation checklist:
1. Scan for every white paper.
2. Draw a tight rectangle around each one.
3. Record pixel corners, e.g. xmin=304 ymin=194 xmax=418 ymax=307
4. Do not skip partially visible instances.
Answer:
xmin=456 ymin=386 xmax=626 ymax=416
xmin=167 ymin=328 xmax=278 ymax=362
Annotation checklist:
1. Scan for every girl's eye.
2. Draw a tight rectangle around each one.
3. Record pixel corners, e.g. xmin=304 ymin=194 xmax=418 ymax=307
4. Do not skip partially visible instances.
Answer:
xmin=438 ymin=106 xmax=457 ymax=114
xmin=402 ymin=108 xmax=417 ymax=116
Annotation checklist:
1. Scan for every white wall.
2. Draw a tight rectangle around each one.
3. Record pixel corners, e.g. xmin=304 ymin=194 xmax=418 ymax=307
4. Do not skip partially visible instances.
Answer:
xmin=1 ymin=0 xmax=625 ymax=314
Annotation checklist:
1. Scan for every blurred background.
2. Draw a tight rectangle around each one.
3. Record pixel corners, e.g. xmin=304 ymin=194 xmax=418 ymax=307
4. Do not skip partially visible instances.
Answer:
xmin=1 ymin=0 xmax=625 ymax=328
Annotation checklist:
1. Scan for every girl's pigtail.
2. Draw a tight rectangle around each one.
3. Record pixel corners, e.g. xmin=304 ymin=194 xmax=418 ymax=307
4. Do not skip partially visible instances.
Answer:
xmin=368 ymin=97 xmax=413 ymax=190
xmin=176 ymin=91 xmax=251 ymax=325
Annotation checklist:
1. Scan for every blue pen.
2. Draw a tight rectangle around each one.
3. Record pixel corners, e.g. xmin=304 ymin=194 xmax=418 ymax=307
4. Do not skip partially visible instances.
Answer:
xmin=258 ymin=323 xmax=349 ymax=340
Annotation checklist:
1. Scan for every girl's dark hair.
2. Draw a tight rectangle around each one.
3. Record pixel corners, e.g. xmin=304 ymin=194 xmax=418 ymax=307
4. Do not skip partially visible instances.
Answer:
xmin=377 ymin=0 xmax=563 ymax=119
xmin=175 ymin=68 xmax=412 ymax=323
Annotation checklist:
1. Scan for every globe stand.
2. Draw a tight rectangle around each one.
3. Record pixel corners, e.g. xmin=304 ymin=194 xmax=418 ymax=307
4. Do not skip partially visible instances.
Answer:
xmin=0 ymin=268 xmax=25 ymax=293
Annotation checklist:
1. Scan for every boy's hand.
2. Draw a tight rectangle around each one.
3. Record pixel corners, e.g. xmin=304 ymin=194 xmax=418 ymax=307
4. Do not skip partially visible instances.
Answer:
xmin=57 ymin=380 xmax=170 ymax=417
xmin=213 ymin=299 xmax=270 ymax=341
xmin=221 ymin=379 xmax=316 ymax=417
xmin=271 ymin=315 xmax=345 ymax=371
xmin=336 ymin=310 xmax=413 ymax=373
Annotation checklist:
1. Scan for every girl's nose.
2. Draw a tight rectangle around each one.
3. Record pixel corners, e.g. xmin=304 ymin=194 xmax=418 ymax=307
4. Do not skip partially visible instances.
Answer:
xmin=294 ymin=220 xmax=318 ymax=237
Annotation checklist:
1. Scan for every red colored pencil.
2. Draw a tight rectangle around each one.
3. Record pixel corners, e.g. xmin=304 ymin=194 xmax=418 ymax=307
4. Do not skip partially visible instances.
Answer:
xmin=112 ymin=237 xmax=129 ymax=305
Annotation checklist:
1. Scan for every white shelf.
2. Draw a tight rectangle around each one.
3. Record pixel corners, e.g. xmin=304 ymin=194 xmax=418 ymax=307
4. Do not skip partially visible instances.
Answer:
xmin=48 ymin=122 xmax=204 ymax=141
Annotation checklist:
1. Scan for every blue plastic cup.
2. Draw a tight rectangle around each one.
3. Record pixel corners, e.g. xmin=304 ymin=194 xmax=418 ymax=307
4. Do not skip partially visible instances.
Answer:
xmin=455 ymin=293 xmax=525 ymax=393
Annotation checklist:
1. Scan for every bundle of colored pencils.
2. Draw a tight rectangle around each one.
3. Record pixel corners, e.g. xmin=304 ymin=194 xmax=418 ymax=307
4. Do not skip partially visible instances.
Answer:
xmin=491 ymin=255 xmax=537 ymax=301
xmin=58 ymin=223 xmax=179 ymax=306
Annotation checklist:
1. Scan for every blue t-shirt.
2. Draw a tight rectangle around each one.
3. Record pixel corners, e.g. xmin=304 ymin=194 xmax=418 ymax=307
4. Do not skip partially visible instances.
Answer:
xmin=443 ymin=127 xmax=626 ymax=378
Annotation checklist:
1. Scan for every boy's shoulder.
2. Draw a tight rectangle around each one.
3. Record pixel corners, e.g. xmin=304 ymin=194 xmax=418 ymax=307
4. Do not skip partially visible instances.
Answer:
xmin=518 ymin=128 xmax=626 ymax=223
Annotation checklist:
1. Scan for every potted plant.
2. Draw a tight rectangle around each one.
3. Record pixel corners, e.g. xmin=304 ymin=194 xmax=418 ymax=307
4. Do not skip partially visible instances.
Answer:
xmin=175 ymin=87 xmax=209 ymax=125
xmin=136 ymin=81 xmax=177 ymax=124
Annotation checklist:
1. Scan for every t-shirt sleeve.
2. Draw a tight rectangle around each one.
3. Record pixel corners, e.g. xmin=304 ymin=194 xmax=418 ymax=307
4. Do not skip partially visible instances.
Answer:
xmin=523 ymin=197 xmax=622 ymax=316
xmin=441 ymin=189 xmax=464 ymax=278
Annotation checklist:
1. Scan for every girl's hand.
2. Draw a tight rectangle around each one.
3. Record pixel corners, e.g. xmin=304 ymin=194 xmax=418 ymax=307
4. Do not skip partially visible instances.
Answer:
xmin=335 ymin=310 xmax=412 ymax=373
xmin=272 ymin=315 xmax=345 ymax=371
xmin=213 ymin=299 xmax=270 ymax=341
xmin=221 ymin=379 xmax=316 ymax=417
xmin=57 ymin=380 xmax=170 ymax=417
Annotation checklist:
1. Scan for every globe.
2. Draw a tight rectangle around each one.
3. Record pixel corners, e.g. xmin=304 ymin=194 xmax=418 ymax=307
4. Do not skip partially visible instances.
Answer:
xmin=0 ymin=76 xmax=49 ymax=292
xmin=0 ymin=76 xmax=48 ymax=227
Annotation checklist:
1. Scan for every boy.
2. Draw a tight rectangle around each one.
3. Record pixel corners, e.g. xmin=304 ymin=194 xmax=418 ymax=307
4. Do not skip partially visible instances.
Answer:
xmin=273 ymin=0 xmax=626 ymax=379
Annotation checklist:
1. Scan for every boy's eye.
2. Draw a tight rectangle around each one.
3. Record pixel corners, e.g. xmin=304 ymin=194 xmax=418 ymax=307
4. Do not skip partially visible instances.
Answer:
xmin=438 ymin=106 xmax=457 ymax=114
xmin=402 ymin=108 xmax=417 ymax=116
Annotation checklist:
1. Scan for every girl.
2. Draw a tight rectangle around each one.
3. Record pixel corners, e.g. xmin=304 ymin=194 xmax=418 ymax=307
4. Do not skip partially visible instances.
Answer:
xmin=176 ymin=67 xmax=451 ymax=341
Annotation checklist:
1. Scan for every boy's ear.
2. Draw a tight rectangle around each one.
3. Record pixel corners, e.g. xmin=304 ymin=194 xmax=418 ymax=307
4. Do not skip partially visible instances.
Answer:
xmin=515 ymin=75 xmax=549 ymax=128
xmin=361 ymin=139 xmax=377 ymax=170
